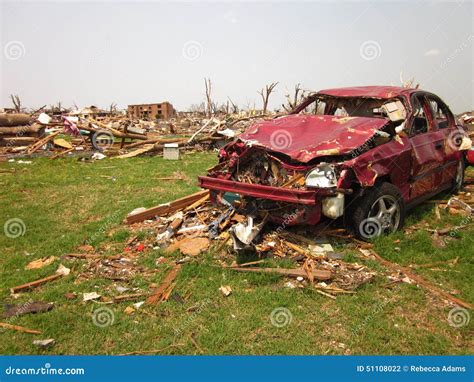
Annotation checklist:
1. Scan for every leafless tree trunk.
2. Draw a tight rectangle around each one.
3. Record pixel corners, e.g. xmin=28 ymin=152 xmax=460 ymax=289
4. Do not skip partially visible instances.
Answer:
xmin=282 ymin=83 xmax=306 ymax=112
xmin=227 ymin=97 xmax=239 ymax=114
xmin=10 ymin=94 xmax=21 ymax=112
xmin=109 ymin=102 xmax=118 ymax=113
xmin=258 ymin=82 xmax=278 ymax=114
xmin=204 ymin=78 xmax=212 ymax=118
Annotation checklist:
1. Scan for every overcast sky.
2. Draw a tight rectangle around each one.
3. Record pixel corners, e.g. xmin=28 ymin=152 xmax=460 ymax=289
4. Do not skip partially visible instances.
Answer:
xmin=0 ymin=0 xmax=472 ymax=113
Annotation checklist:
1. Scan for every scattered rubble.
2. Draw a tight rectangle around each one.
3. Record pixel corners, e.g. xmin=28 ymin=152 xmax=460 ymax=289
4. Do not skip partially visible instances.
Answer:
xmin=0 ymin=108 xmax=270 ymax=161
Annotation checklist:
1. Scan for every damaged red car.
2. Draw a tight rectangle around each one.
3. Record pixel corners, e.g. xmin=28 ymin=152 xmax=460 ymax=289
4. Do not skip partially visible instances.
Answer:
xmin=199 ymin=86 xmax=470 ymax=240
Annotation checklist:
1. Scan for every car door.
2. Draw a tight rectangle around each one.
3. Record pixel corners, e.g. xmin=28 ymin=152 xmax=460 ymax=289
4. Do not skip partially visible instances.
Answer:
xmin=425 ymin=94 xmax=460 ymax=187
xmin=408 ymin=93 xmax=445 ymax=200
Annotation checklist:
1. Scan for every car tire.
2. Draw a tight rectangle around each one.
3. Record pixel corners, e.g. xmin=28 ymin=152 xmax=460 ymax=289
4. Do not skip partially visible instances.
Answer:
xmin=451 ymin=159 xmax=465 ymax=194
xmin=350 ymin=182 xmax=406 ymax=241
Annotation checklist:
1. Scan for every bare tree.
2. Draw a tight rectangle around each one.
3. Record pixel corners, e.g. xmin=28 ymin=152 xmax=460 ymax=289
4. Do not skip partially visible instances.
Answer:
xmin=399 ymin=72 xmax=420 ymax=89
xmin=227 ymin=97 xmax=239 ymax=114
xmin=109 ymin=102 xmax=118 ymax=113
xmin=204 ymin=78 xmax=213 ymax=118
xmin=10 ymin=94 xmax=21 ymax=112
xmin=188 ymin=102 xmax=206 ymax=114
xmin=258 ymin=82 xmax=278 ymax=114
xmin=282 ymin=83 xmax=306 ymax=112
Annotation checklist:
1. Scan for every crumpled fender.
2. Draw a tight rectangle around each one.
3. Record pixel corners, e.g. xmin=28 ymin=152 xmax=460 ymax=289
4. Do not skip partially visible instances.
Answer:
xmin=342 ymin=136 xmax=412 ymax=189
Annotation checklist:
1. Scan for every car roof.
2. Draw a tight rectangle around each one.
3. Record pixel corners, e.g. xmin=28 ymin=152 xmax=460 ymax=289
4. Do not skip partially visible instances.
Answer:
xmin=316 ymin=86 xmax=418 ymax=99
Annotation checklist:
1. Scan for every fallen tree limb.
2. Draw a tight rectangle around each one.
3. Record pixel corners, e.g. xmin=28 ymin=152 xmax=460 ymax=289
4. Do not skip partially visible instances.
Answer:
xmin=0 ymin=322 xmax=42 ymax=334
xmin=368 ymin=249 xmax=472 ymax=309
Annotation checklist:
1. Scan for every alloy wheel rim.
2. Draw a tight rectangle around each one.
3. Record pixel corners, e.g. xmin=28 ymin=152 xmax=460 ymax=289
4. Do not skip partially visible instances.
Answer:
xmin=368 ymin=195 xmax=401 ymax=234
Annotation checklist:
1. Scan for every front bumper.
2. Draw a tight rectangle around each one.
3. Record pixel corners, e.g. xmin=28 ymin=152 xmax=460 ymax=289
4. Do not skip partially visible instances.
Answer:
xmin=198 ymin=176 xmax=340 ymax=205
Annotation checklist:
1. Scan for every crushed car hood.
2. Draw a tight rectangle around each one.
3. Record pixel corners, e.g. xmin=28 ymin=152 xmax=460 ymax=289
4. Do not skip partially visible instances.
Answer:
xmin=238 ymin=114 xmax=390 ymax=162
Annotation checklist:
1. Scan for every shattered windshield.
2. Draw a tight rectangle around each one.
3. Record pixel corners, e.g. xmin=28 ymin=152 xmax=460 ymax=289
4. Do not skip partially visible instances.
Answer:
xmin=300 ymin=96 xmax=407 ymax=122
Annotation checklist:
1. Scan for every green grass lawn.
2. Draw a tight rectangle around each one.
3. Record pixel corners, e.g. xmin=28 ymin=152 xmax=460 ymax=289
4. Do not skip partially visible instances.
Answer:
xmin=0 ymin=153 xmax=472 ymax=355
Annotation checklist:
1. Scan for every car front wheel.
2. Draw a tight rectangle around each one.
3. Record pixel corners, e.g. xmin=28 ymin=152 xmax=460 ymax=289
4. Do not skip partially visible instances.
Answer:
xmin=351 ymin=182 xmax=406 ymax=240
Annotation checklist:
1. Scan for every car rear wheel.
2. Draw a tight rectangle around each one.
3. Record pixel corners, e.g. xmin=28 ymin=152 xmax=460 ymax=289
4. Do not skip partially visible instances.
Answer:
xmin=351 ymin=182 xmax=405 ymax=240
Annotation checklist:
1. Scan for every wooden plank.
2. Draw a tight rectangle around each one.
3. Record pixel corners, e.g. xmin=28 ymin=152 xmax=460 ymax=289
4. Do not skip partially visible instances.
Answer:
xmin=10 ymin=273 xmax=62 ymax=294
xmin=227 ymin=266 xmax=332 ymax=281
xmin=26 ymin=131 xmax=60 ymax=154
xmin=115 ymin=144 xmax=155 ymax=159
xmin=126 ymin=190 xmax=209 ymax=224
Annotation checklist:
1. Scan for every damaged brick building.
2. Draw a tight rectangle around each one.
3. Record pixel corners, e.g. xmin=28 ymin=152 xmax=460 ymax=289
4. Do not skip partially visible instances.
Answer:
xmin=127 ymin=102 xmax=176 ymax=120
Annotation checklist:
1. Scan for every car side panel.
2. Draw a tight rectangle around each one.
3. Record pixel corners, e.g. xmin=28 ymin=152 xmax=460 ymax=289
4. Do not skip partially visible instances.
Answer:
xmin=344 ymin=137 xmax=412 ymax=201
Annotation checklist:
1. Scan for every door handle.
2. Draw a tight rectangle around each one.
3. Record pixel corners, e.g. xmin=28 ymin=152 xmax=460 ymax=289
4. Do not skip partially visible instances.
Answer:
xmin=435 ymin=142 xmax=443 ymax=150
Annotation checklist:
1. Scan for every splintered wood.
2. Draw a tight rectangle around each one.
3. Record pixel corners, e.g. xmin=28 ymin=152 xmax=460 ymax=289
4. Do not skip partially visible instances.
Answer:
xmin=146 ymin=264 xmax=181 ymax=305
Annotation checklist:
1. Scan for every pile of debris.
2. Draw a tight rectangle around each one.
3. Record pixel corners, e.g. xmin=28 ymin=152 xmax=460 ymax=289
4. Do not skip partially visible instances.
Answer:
xmin=0 ymin=110 xmax=270 ymax=160
xmin=125 ymin=189 xmax=377 ymax=297
xmin=121 ymin=181 xmax=474 ymax=306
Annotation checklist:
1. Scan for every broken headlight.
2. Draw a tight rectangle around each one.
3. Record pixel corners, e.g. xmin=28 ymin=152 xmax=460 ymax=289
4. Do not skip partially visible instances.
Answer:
xmin=305 ymin=163 xmax=337 ymax=188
